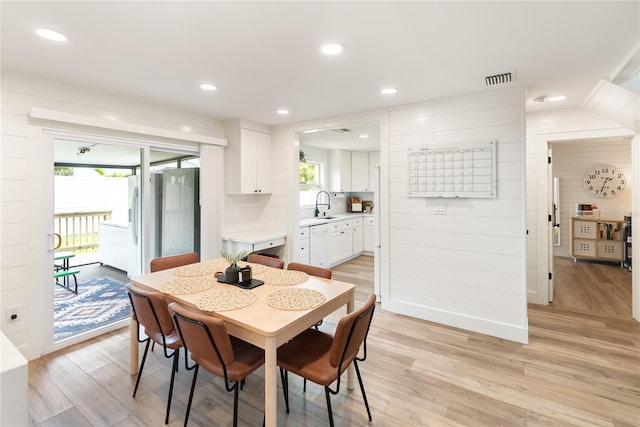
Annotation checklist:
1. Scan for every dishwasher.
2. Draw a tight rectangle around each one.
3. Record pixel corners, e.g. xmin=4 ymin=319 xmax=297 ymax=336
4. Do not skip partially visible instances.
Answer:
xmin=309 ymin=223 xmax=331 ymax=268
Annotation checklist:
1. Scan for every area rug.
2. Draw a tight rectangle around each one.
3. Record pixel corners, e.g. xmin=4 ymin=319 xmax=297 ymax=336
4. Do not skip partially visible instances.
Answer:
xmin=54 ymin=276 xmax=130 ymax=341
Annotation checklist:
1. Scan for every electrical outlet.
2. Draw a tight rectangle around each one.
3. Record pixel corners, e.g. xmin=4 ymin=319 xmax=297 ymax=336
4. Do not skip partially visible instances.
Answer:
xmin=7 ymin=305 xmax=20 ymax=322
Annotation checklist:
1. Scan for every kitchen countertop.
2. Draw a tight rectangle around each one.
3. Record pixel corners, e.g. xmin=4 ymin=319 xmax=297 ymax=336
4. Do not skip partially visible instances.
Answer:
xmin=222 ymin=230 xmax=287 ymax=243
xmin=300 ymin=213 xmax=372 ymax=227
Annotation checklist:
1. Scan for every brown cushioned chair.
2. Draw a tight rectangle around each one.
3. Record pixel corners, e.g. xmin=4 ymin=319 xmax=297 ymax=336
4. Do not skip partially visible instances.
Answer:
xmin=277 ymin=294 xmax=377 ymax=427
xmin=246 ymin=253 xmax=284 ymax=269
xmin=150 ymin=252 xmax=199 ymax=273
xmin=126 ymin=282 xmax=182 ymax=424
xmin=168 ymin=302 xmax=265 ymax=427
xmin=286 ymin=262 xmax=332 ymax=279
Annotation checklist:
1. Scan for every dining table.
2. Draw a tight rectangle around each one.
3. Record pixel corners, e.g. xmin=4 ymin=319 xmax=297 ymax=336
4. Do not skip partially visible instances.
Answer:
xmin=129 ymin=257 xmax=355 ymax=427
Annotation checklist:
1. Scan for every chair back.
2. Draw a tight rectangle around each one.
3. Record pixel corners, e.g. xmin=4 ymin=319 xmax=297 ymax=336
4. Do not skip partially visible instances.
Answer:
xmin=330 ymin=294 xmax=376 ymax=371
xmin=126 ymin=282 xmax=176 ymax=342
xmin=287 ymin=262 xmax=332 ymax=279
xmin=168 ymin=302 xmax=235 ymax=371
xmin=150 ymin=252 xmax=199 ymax=272
xmin=247 ymin=253 xmax=284 ymax=269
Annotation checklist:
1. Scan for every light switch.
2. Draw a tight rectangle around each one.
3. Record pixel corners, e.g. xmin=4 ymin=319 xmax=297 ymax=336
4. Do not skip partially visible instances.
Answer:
xmin=434 ymin=201 xmax=446 ymax=215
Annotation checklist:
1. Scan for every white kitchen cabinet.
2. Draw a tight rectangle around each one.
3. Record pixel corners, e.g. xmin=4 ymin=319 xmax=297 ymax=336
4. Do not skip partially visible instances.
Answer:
xmin=294 ymin=226 xmax=310 ymax=264
xmin=224 ymin=122 xmax=272 ymax=194
xmin=328 ymin=149 xmax=351 ymax=192
xmin=330 ymin=219 xmax=353 ymax=266
xmin=363 ymin=215 xmax=375 ymax=252
xmin=351 ymin=151 xmax=370 ymax=191
xmin=368 ymin=151 xmax=380 ymax=193
xmin=352 ymin=217 xmax=363 ymax=254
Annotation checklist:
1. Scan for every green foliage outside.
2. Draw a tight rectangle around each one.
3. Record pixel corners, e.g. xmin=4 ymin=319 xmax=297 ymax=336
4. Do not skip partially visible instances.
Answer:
xmin=299 ymin=162 xmax=317 ymax=184
xmin=54 ymin=166 xmax=74 ymax=176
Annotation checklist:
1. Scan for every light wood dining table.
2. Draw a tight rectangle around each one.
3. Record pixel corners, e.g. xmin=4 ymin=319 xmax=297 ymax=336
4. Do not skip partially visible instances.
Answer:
xmin=129 ymin=258 xmax=355 ymax=427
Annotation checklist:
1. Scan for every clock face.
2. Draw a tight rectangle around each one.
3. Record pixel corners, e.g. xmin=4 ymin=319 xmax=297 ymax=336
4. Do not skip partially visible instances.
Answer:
xmin=583 ymin=165 xmax=626 ymax=198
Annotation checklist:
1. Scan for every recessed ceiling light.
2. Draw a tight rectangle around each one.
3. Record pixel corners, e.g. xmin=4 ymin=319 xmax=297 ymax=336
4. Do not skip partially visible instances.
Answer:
xmin=321 ymin=43 xmax=344 ymax=55
xmin=199 ymin=83 xmax=218 ymax=91
xmin=277 ymin=109 xmax=289 ymax=115
xmin=35 ymin=28 xmax=67 ymax=42
xmin=381 ymin=87 xmax=397 ymax=95
xmin=547 ymin=95 xmax=568 ymax=102
xmin=360 ymin=134 xmax=369 ymax=139
xmin=303 ymin=129 xmax=321 ymax=134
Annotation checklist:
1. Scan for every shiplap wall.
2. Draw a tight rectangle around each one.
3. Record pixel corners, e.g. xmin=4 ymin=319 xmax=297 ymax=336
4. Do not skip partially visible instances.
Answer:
xmin=0 ymin=71 xmax=224 ymax=359
xmin=551 ymin=140 xmax=632 ymax=257
xmin=385 ymin=88 xmax=528 ymax=343
xmin=525 ymin=108 xmax=635 ymax=303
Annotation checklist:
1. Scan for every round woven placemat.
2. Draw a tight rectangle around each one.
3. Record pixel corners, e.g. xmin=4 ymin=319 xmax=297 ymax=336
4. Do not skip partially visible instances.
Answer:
xmin=239 ymin=261 xmax=268 ymax=274
xmin=172 ymin=260 xmax=226 ymax=277
xmin=257 ymin=269 xmax=309 ymax=286
xmin=161 ymin=277 xmax=216 ymax=295
xmin=196 ymin=288 xmax=258 ymax=312
xmin=266 ymin=288 xmax=326 ymax=311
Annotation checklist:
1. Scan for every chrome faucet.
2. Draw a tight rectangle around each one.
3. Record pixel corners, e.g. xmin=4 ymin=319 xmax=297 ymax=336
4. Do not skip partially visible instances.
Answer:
xmin=314 ymin=191 xmax=331 ymax=217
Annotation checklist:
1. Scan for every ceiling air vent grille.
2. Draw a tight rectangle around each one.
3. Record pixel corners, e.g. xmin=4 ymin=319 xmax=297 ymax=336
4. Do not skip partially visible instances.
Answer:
xmin=485 ymin=71 xmax=514 ymax=86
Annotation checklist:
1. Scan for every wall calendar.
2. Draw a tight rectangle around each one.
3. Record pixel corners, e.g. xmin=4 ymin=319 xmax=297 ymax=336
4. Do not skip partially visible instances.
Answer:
xmin=408 ymin=140 xmax=497 ymax=198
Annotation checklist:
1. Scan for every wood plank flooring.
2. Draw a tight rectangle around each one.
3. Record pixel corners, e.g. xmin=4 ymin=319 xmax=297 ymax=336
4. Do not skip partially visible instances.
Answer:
xmin=553 ymin=256 xmax=632 ymax=316
xmin=30 ymin=255 xmax=639 ymax=426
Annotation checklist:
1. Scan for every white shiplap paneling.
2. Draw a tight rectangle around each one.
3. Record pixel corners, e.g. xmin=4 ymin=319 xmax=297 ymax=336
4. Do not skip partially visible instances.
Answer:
xmin=386 ymin=88 xmax=527 ymax=343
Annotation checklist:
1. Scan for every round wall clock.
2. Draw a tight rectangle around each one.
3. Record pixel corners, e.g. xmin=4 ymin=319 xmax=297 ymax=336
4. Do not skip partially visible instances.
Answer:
xmin=583 ymin=164 xmax=626 ymax=198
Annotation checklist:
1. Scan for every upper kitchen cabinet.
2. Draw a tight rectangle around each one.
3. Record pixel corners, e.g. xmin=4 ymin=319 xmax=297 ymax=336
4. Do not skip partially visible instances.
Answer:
xmin=351 ymin=151 xmax=369 ymax=191
xmin=368 ymin=151 xmax=380 ymax=192
xmin=224 ymin=121 xmax=272 ymax=194
xmin=328 ymin=149 xmax=351 ymax=192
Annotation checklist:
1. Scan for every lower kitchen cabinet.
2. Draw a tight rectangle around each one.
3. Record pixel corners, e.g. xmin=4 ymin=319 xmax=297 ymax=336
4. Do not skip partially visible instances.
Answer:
xmin=330 ymin=222 xmax=353 ymax=266
xmin=352 ymin=218 xmax=363 ymax=254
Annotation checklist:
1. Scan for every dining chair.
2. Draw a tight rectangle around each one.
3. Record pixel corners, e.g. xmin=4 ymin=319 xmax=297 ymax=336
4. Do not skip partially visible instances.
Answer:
xmin=168 ymin=302 xmax=265 ymax=427
xmin=287 ymin=261 xmax=332 ymax=333
xmin=126 ymin=282 xmax=182 ymax=425
xmin=277 ymin=293 xmax=377 ymax=427
xmin=246 ymin=253 xmax=284 ymax=269
xmin=150 ymin=252 xmax=199 ymax=273
xmin=286 ymin=261 xmax=332 ymax=279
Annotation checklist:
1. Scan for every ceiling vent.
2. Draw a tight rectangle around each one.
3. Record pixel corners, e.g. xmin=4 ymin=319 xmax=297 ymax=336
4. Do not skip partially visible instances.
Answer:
xmin=484 ymin=71 xmax=515 ymax=86
xmin=331 ymin=128 xmax=352 ymax=133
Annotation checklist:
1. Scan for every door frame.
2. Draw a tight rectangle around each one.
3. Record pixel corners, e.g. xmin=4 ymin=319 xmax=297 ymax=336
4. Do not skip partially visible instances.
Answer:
xmin=43 ymin=129 xmax=201 ymax=353
xmin=535 ymin=128 xmax=638 ymax=320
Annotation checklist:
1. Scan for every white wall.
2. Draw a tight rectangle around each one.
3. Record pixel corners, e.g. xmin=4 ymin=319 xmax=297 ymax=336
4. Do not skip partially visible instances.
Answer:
xmin=551 ymin=139 xmax=632 ymax=257
xmin=385 ymin=88 xmax=528 ymax=343
xmin=0 ymin=71 xmax=225 ymax=359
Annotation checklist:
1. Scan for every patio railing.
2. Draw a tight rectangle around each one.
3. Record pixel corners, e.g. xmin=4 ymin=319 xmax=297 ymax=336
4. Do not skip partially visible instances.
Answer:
xmin=55 ymin=210 xmax=113 ymax=251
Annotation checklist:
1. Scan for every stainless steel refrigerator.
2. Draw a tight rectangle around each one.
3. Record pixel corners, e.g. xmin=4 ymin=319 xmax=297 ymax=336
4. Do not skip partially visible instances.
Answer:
xmin=128 ymin=168 xmax=200 ymax=277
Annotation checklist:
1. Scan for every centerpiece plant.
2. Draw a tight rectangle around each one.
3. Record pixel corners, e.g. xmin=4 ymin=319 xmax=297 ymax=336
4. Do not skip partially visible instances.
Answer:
xmin=219 ymin=250 xmax=249 ymax=283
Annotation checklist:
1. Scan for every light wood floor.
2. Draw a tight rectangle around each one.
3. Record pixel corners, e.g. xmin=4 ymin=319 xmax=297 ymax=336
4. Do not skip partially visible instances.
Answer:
xmin=553 ymin=256 xmax=632 ymax=316
xmin=29 ymin=256 xmax=639 ymax=426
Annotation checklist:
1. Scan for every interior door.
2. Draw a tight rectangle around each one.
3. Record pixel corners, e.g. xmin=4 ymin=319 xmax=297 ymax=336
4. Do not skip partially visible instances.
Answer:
xmin=548 ymin=147 xmax=554 ymax=302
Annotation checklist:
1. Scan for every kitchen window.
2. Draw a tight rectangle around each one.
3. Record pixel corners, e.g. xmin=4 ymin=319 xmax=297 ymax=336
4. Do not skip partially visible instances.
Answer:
xmin=300 ymin=160 xmax=322 ymax=206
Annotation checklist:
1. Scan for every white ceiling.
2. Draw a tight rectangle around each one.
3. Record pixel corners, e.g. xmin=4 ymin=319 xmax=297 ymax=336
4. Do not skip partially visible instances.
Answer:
xmin=2 ymin=2 xmax=638 ymax=141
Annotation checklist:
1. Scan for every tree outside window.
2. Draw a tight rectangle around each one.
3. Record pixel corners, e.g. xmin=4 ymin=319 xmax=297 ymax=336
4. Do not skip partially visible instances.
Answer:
xmin=300 ymin=161 xmax=321 ymax=206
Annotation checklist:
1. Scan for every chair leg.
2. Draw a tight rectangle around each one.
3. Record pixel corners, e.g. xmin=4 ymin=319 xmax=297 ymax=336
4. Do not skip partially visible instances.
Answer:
xmin=279 ymin=368 xmax=290 ymax=413
xmin=165 ymin=348 xmax=180 ymax=424
xmin=303 ymin=378 xmax=307 ymax=392
xmin=233 ymin=382 xmax=240 ymax=427
xmin=354 ymin=360 xmax=372 ymax=421
xmin=324 ymin=386 xmax=335 ymax=427
xmin=184 ymin=365 xmax=200 ymax=427
xmin=132 ymin=339 xmax=151 ymax=397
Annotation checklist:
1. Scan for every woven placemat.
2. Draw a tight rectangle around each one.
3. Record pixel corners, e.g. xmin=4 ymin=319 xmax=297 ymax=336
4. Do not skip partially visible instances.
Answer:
xmin=196 ymin=288 xmax=258 ymax=312
xmin=266 ymin=288 xmax=326 ymax=311
xmin=240 ymin=261 xmax=268 ymax=275
xmin=172 ymin=260 xmax=227 ymax=277
xmin=257 ymin=269 xmax=309 ymax=286
xmin=161 ymin=277 xmax=216 ymax=295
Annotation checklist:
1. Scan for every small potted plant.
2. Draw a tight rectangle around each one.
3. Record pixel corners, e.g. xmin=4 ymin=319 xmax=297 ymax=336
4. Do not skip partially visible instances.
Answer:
xmin=219 ymin=250 xmax=249 ymax=283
